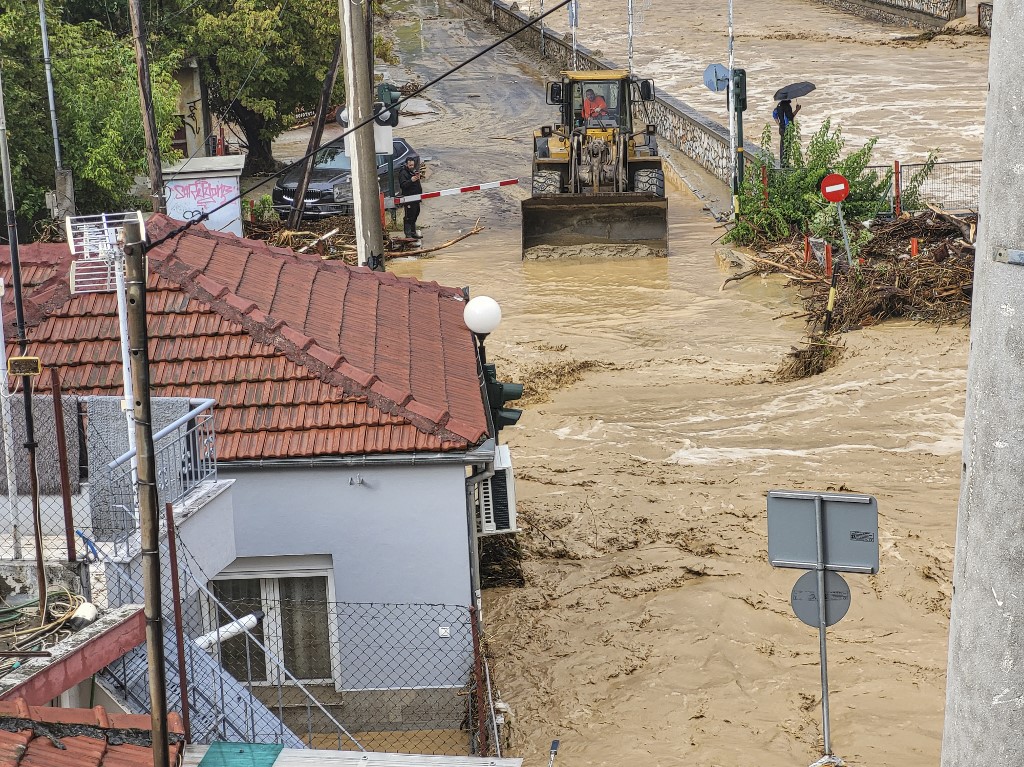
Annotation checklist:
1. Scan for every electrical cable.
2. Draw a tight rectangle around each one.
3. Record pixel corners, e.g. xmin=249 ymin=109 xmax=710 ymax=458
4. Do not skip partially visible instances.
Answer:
xmin=148 ymin=0 xmax=573 ymax=250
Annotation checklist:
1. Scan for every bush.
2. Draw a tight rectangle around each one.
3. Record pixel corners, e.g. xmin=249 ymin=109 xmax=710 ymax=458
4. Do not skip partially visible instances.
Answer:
xmin=726 ymin=120 xmax=897 ymax=248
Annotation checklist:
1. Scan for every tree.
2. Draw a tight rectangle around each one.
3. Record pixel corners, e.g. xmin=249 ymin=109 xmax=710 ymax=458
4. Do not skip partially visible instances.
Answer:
xmin=185 ymin=0 xmax=343 ymax=174
xmin=0 ymin=0 xmax=181 ymax=226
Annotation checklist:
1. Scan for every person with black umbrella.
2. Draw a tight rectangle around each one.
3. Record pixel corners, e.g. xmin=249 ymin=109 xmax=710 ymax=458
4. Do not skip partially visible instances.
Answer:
xmin=772 ymin=81 xmax=815 ymax=166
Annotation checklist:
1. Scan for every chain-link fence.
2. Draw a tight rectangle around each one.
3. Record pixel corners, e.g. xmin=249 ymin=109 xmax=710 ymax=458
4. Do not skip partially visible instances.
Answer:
xmin=90 ymin=524 xmax=498 ymax=756
xmin=0 ymin=371 xmax=216 ymax=562
xmin=897 ymin=160 xmax=981 ymax=214
xmin=756 ymin=160 xmax=980 ymax=217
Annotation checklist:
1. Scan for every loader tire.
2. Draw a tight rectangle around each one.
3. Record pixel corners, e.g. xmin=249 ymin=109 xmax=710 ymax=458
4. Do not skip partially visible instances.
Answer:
xmin=633 ymin=168 xmax=665 ymax=197
xmin=532 ymin=170 xmax=562 ymax=195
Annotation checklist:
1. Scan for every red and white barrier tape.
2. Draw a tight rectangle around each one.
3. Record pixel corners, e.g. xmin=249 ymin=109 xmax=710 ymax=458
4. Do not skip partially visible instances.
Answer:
xmin=390 ymin=178 xmax=519 ymax=205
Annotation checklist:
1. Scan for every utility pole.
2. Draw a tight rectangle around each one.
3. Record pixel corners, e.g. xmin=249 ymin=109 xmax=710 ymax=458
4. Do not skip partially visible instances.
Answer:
xmin=941 ymin=3 xmax=1024 ymax=764
xmin=0 ymin=62 xmax=45 ymax=617
xmin=726 ymin=0 xmax=737 ymax=216
xmin=38 ymin=0 xmax=75 ymax=219
xmin=288 ymin=38 xmax=343 ymax=230
xmin=124 ymin=219 xmax=170 ymax=767
xmin=127 ymin=0 xmax=166 ymax=214
xmin=340 ymin=0 xmax=384 ymax=269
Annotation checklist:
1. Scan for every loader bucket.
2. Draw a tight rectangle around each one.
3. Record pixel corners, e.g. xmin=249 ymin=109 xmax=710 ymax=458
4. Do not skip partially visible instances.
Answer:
xmin=521 ymin=193 xmax=669 ymax=257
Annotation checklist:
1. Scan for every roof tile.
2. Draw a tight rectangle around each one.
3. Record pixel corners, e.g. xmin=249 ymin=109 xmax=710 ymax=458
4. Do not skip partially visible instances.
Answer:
xmin=0 ymin=216 xmax=488 ymax=460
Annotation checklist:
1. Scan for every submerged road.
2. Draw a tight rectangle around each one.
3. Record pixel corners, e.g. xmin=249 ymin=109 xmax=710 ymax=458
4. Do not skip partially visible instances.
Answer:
xmin=369 ymin=3 xmax=967 ymax=767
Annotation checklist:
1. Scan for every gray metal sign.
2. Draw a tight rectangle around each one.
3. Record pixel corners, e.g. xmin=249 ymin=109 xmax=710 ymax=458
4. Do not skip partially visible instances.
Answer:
xmin=703 ymin=63 xmax=730 ymax=93
xmin=791 ymin=570 xmax=851 ymax=628
xmin=767 ymin=490 xmax=879 ymax=574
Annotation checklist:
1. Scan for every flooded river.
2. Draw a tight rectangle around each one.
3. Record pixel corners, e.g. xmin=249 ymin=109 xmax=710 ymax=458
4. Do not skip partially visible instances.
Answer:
xmin=279 ymin=1 xmax=972 ymax=763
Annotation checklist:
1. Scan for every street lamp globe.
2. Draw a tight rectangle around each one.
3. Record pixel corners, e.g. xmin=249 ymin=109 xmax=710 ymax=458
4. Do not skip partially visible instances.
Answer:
xmin=464 ymin=296 xmax=502 ymax=337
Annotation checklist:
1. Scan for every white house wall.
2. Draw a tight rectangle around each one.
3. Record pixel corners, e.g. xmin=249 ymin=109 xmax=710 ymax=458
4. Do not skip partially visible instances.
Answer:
xmin=218 ymin=463 xmax=473 ymax=606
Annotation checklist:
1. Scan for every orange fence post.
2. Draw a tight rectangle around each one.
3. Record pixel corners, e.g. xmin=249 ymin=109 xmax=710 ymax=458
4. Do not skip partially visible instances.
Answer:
xmin=379 ymin=192 xmax=386 ymax=229
xmin=893 ymin=160 xmax=902 ymax=216
xmin=804 ymin=235 xmax=811 ymax=265
xmin=911 ymin=237 xmax=919 ymax=258
xmin=825 ymin=243 xmax=833 ymax=277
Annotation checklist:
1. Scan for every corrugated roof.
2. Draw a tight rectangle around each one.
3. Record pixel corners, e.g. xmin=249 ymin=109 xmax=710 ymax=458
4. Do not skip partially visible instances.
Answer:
xmin=0 ymin=216 xmax=488 ymax=461
xmin=0 ymin=700 xmax=184 ymax=767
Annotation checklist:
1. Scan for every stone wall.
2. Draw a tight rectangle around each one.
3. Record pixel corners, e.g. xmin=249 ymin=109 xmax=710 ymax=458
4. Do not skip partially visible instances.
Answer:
xmin=979 ymin=2 xmax=992 ymax=33
xmin=812 ymin=0 xmax=965 ymax=27
xmin=457 ymin=0 xmax=735 ymax=184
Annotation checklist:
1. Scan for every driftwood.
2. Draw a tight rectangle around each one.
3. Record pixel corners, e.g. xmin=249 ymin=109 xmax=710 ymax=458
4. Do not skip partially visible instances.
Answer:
xmin=926 ymin=203 xmax=975 ymax=243
xmin=387 ymin=219 xmax=485 ymax=259
xmin=720 ymin=268 xmax=759 ymax=290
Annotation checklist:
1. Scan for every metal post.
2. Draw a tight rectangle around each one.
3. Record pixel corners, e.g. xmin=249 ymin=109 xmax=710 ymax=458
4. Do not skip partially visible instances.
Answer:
xmin=539 ymin=0 xmax=545 ymax=56
xmin=814 ymin=494 xmax=833 ymax=756
xmin=0 ymin=281 xmax=21 ymax=559
xmin=127 ymin=0 xmax=166 ymax=213
xmin=727 ymin=0 xmax=737 ymax=215
xmin=287 ymin=36 xmax=343 ymax=230
xmin=942 ymin=3 xmax=1024 ymax=762
xmin=37 ymin=0 xmax=61 ymax=169
xmin=0 ymin=62 xmax=44 ymax=613
xmin=165 ymin=503 xmax=191 ymax=743
xmin=469 ymin=605 xmax=488 ymax=755
xmin=340 ymin=0 xmax=384 ymax=268
xmin=627 ymin=0 xmax=634 ymax=74
xmin=113 ymin=254 xmax=139 ymax=500
xmin=893 ymin=160 xmax=901 ymax=217
xmin=50 ymin=370 xmax=75 ymax=562
xmin=124 ymin=220 xmax=170 ymax=767
xmin=835 ymin=201 xmax=854 ymax=268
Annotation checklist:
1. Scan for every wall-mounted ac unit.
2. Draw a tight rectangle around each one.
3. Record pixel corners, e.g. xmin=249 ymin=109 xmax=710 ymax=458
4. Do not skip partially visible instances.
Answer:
xmin=475 ymin=444 xmax=518 ymax=535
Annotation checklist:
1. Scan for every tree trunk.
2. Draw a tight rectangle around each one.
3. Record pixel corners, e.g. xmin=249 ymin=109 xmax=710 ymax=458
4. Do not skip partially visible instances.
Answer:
xmin=234 ymin=106 xmax=276 ymax=175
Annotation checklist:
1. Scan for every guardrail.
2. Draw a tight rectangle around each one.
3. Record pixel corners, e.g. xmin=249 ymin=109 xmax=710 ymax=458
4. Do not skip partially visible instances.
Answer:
xmin=95 ymin=398 xmax=217 ymax=549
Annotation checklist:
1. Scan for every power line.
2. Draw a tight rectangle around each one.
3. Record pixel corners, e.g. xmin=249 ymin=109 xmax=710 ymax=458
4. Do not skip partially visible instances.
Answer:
xmin=150 ymin=0 xmax=574 ymax=249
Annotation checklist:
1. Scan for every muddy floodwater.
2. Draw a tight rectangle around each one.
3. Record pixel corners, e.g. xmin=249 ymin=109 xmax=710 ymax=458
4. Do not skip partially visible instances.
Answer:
xmin=271 ymin=0 xmax=975 ymax=763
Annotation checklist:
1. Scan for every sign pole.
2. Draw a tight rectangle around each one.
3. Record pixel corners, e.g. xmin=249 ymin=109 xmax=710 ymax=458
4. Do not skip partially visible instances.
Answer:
xmin=814 ymin=494 xmax=833 ymax=757
xmin=835 ymin=201 xmax=854 ymax=268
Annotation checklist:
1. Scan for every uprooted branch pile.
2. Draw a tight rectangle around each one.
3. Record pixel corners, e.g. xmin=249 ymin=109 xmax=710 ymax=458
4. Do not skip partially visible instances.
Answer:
xmin=733 ymin=209 xmax=976 ymax=334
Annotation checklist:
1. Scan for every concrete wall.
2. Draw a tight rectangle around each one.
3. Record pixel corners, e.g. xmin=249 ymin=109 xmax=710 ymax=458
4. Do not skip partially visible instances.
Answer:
xmin=812 ymin=0 xmax=966 ymax=27
xmin=219 ymin=463 xmax=473 ymax=606
xmin=217 ymin=463 xmax=475 ymax=694
xmin=458 ymin=0 xmax=735 ymax=183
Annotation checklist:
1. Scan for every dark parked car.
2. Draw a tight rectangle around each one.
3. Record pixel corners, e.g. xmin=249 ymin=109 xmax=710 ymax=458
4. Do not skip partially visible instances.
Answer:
xmin=272 ymin=138 xmax=419 ymax=219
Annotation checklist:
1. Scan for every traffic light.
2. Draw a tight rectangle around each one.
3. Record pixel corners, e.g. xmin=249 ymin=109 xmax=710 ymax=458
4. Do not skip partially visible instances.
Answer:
xmin=374 ymin=83 xmax=402 ymax=127
xmin=373 ymin=101 xmax=399 ymax=128
xmin=732 ymin=68 xmax=747 ymax=113
xmin=483 ymin=363 xmax=523 ymax=434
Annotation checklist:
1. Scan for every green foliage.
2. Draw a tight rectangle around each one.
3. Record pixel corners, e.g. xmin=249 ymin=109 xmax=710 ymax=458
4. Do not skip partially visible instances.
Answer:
xmin=899 ymin=151 xmax=938 ymax=212
xmin=184 ymin=0 xmax=342 ymax=170
xmin=0 ymin=0 xmax=181 ymax=223
xmin=726 ymin=119 xmax=898 ymax=249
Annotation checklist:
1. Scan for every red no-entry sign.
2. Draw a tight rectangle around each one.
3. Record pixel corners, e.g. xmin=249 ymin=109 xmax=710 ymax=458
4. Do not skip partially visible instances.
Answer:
xmin=821 ymin=173 xmax=850 ymax=203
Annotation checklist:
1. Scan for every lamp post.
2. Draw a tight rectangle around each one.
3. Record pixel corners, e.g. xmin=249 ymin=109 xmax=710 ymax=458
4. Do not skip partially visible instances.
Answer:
xmin=463 ymin=295 xmax=502 ymax=366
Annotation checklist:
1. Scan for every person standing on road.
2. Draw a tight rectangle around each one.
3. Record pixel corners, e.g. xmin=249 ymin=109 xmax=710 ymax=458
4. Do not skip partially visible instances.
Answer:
xmin=398 ymin=157 xmax=423 ymax=241
xmin=773 ymin=98 xmax=801 ymax=166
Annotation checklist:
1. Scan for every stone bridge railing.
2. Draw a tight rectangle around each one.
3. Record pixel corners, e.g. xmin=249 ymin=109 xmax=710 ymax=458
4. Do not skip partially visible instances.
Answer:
xmin=812 ymin=0 xmax=966 ymax=28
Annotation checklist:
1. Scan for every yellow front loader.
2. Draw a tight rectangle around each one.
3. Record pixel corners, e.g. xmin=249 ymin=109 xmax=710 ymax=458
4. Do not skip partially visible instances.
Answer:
xmin=522 ymin=70 xmax=669 ymax=257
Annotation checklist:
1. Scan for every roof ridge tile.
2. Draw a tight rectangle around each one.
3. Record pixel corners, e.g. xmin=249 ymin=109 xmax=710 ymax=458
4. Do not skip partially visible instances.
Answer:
xmin=278 ymin=325 xmax=315 ymax=351
xmin=193 ymin=274 xmax=229 ymax=300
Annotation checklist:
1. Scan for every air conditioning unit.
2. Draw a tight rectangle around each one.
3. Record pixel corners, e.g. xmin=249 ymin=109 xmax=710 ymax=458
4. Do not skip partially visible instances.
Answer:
xmin=475 ymin=444 xmax=518 ymax=535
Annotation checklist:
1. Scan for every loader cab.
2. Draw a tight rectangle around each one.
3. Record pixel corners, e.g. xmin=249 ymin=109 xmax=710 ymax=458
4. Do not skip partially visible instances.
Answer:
xmin=571 ymin=80 xmax=626 ymax=129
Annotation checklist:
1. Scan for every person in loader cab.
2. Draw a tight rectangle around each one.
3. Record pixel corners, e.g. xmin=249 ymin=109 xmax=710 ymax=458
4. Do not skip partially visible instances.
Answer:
xmin=582 ymin=88 xmax=608 ymax=119
xmin=398 ymin=156 xmax=422 ymax=241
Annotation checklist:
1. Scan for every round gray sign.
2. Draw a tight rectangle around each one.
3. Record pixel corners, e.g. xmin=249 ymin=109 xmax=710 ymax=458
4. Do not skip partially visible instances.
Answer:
xmin=790 ymin=570 xmax=851 ymax=628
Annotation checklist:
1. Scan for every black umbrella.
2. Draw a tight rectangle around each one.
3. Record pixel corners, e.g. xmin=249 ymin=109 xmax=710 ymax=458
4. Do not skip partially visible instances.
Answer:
xmin=774 ymin=81 xmax=816 ymax=102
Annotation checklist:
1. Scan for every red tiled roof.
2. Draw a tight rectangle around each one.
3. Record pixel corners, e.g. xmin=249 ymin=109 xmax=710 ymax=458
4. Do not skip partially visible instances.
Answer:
xmin=0 ymin=699 xmax=184 ymax=767
xmin=0 ymin=216 xmax=488 ymax=460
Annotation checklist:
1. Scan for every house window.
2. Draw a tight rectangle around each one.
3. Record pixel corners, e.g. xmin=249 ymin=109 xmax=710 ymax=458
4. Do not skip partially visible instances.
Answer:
xmin=207 ymin=572 xmax=334 ymax=684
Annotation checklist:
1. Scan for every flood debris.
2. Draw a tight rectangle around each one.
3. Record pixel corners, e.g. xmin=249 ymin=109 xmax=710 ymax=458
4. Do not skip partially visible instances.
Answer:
xmin=242 ymin=214 xmax=483 ymax=263
xmin=722 ymin=208 xmax=977 ymax=379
